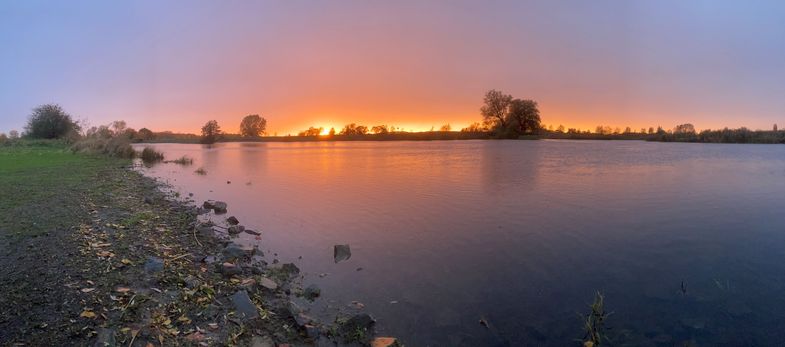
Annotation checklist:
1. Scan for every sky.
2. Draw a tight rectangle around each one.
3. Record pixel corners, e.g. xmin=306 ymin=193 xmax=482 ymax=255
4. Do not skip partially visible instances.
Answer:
xmin=1 ymin=0 xmax=784 ymax=135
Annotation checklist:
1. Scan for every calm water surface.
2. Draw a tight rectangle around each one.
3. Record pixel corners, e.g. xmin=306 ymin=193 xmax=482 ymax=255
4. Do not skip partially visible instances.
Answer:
xmin=136 ymin=140 xmax=785 ymax=346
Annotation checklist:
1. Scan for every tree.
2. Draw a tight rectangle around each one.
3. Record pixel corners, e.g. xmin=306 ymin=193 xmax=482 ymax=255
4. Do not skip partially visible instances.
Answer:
xmin=298 ymin=127 xmax=322 ymax=136
xmin=371 ymin=125 xmax=389 ymax=134
xmin=201 ymin=120 xmax=222 ymax=144
xmin=340 ymin=123 xmax=368 ymax=135
xmin=673 ymin=123 xmax=696 ymax=134
xmin=648 ymin=127 xmax=655 ymax=134
xmin=439 ymin=124 xmax=452 ymax=132
xmin=24 ymin=104 xmax=80 ymax=139
xmin=328 ymin=127 xmax=336 ymax=136
xmin=557 ymin=125 xmax=565 ymax=133
xmin=508 ymin=99 xmax=541 ymax=135
xmin=480 ymin=89 xmax=513 ymax=129
xmin=9 ymin=130 xmax=19 ymax=140
xmin=624 ymin=127 xmax=632 ymax=134
xmin=774 ymin=124 xmax=778 ymax=132
xmin=137 ymin=128 xmax=155 ymax=141
xmin=239 ymin=114 xmax=267 ymax=137
xmin=461 ymin=122 xmax=487 ymax=133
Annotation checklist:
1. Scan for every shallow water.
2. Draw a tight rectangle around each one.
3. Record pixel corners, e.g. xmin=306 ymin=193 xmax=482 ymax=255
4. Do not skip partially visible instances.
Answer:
xmin=136 ymin=140 xmax=785 ymax=346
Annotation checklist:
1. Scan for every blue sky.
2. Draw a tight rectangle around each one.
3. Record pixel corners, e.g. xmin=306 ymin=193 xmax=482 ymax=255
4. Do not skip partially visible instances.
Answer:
xmin=1 ymin=0 xmax=784 ymax=134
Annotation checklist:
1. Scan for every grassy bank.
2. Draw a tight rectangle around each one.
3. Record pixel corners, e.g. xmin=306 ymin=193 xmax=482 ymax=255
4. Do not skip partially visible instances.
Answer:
xmin=0 ymin=142 xmax=395 ymax=346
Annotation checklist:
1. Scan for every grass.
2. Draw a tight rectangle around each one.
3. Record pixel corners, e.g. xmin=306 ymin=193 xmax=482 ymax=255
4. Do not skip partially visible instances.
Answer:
xmin=581 ymin=292 xmax=610 ymax=347
xmin=139 ymin=147 xmax=164 ymax=163
xmin=166 ymin=155 xmax=193 ymax=166
xmin=0 ymin=141 xmax=128 ymax=238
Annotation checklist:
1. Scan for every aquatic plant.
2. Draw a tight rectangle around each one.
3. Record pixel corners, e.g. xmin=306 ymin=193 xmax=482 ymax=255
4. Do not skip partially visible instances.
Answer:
xmin=166 ymin=155 xmax=193 ymax=165
xmin=139 ymin=146 xmax=164 ymax=163
xmin=581 ymin=291 xmax=610 ymax=346
xmin=194 ymin=167 xmax=207 ymax=175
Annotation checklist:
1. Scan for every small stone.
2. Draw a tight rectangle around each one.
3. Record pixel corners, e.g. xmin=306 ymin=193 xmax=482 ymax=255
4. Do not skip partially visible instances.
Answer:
xmin=304 ymin=324 xmax=320 ymax=338
xmin=144 ymin=257 xmax=164 ymax=273
xmin=226 ymin=216 xmax=240 ymax=225
xmin=250 ymin=335 xmax=275 ymax=347
xmin=231 ymin=290 xmax=259 ymax=320
xmin=223 ymin=243 xmax=255 ymax=259
xmin=334 ymin=244 xmax=351 ymax=263
xmin=212 ymin=201 xmax=228 ymax=214
xmin=94 ymin=328 xmax=116 ymax=347
xmin=244 ymin=229 xmax=261 ymax=236
xmin=220 ymin=262 xmax=242 ymax=276
xmin=228 ymin=225 xmax=245 ymax=234
xmin=303 ymin=284 xmax=321 ymax=301
xmin=371 ymin=337 xmax=401 ymax=347
xmin=258 ymin=277 xmax=278 ymax=291
xmin=143 ymin=196 xmax=153 ymax=204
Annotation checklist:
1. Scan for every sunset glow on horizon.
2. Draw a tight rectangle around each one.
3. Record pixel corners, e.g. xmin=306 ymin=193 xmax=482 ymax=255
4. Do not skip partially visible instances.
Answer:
xmin=2 ymin=1 xmax=785 ymax=135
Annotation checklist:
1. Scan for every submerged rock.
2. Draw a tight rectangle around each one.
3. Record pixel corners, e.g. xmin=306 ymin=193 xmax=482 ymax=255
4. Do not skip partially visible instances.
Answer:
xmin=281 ymin=263 xmax=300 ymax=276
xmin=144 ymin=257 xmax=164 ymax=273
xmin=226 ymin=216 xmax=240 ymax=225
xmin=231 ymin=290 xmax=258 ymax=320
xmin=303 ymin=284 xmax=321 ymax=301
xmin=334 ymin=244 xmax=351 ymax=263
xmin=338 ymin=313 xmax=375 ymax=338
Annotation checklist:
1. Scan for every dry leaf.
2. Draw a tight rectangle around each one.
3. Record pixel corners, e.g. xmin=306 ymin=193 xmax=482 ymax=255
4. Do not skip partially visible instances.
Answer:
xmin=80 ymin=310 xmax=96 ymax=318
xmin=81 ymin=288 xmax=96 ymax=293
xmin=115 ymin=287 xmax=131 ymax=293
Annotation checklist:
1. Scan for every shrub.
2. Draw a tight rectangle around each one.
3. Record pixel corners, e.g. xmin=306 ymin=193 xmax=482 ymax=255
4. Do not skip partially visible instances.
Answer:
xmin=71 ymin=136 xmax=136 ymax=158
xmin=139 ymin=147 xmax=164 ymax=163
xmin=25 ymin=104 xmax=81 ymax=139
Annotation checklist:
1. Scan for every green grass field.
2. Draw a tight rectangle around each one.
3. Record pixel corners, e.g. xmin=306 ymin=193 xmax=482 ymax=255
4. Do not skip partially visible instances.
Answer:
xmin=0 ymin=142 xmax=127 ymax=238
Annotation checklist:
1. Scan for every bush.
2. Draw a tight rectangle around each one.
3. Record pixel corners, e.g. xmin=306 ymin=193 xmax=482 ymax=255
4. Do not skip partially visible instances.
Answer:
xmin=139 ymin=147 xmax=164 ymax=163
xmin=166 ymin=156 xmax=193 ymax=165
xmin=71 ymin=136 xmax=136 ymax=158
xmin=25 ymin=104 xmax=81 ymax=139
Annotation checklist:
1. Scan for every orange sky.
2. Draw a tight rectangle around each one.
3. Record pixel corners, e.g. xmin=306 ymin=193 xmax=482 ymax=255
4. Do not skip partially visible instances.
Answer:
xmin=2 ymin=1 xmax=784 ymax=135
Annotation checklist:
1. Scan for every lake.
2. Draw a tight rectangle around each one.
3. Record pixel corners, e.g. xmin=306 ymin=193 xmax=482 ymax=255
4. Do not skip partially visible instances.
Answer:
xmin=135 ymin=140 xmax=785 ymax=346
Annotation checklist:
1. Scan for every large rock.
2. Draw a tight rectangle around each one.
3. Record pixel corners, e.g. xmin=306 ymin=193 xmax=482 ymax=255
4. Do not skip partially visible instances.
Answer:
xmin=220 ymin=262 xmax=242 ymax=276
xmin=334 ymin=244 xmax=352 ymax=263
xmin=286 ymin=301 xmax=313 ymax=327
xmin=203 ymin=200 xmax=228 ymax=214
xmin=227 ymin=225 xmax=245 ymax=235
xmin=223 ymin=243 xmax=255 ymax=259
xmin=231 ymin=290 xmax=259 ymax=320
xmin=226 ymin=216 xmax=240 ymax=225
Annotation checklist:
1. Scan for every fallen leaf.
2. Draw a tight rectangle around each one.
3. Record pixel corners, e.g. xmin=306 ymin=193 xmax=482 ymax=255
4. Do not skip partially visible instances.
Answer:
xmin=115 ymin=287 xmax=132 ymax=293
xmin=81 ymin=288 xmax=96 ymax=293
xmin=207 ymin=323 xmax=218 ymax=330
xmin=121 ymin=258 xmax=132 ymax=265
xmin=80 ymin=310 xmax=96 ymax=318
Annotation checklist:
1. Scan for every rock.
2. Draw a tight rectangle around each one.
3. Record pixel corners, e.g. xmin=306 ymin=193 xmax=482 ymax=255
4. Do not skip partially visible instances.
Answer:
xmin=223 ymin=243 xmax=255 ymax=259
xmin=203 ymin=200 xmax=217 ymax=209
xmin=183 ymin=275 xmax=200 ymax=289
xmin=245 ymin=229 xmax=261 ymax=236
xmin=143 ymin=196 xmax=153 ymax=204
xmin=228 ymin=225 xmax=245 ymax=234
xmin=226 ymin=216 xmax=240 ymax=225
xmin=338 ymin=313 xmax=375 ymax=338
xmin=144 ymin=257 xmax=164 ymax=273
xmin=303 ymin=284 xmax=321 ymax=301
xmin=94 ymin=328 xmax=116 ymax=347
xmin=258 ymin=277 xmax=278 ymax=291
xmin=285 ymin=301 xmax=313 ymax=326
xmin=250 ymin=335 xmax=275 ymax=347
xmin=231 ymin=290 xmax=259 ymax=320
xmin=304 ymin=324 xmax=320 ymax=338
xmin=220 ymin=262 xmax=242 ymax=276
xmin=281 ymin=263 xmax=300 ymax=276
xmin=197 ymin=225 xmax=215 ymax=238
xmin=334 ymin=244 xmax=351 ymax=263
xmin=371 ymin=337 xmax=401 ymax=347
xmin=212 ymin=201 xmax=228 ymax=214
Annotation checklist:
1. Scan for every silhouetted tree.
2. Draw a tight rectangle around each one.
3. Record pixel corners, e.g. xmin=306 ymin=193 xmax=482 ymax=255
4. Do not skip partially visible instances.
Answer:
xmin=648 ymin=127 xmax=655 ymax=134
xmin=673 ymin=123 xmax=696 ymax=134
xmin=298 ymin=127 xmax=322 ymax=136
xmin=557 ymin=125 xmax=565 ymax=133
xmin=24 ymin=104 xmax=81 ymax=139
xmin=137 ymin=128 xmax=155 ymax=141
xmin=371 ymin=125 xmax=389 ymax=134
xmin=440 ymin=124 xmax=452 ymax=132
xmin=461 ymin=122 xmax=487 ymax=133
xmin=328 ymin=127 xmax=336 ymax=136
xmin=9 ymin=130 xmax=19 ymax=140
xmin=508 ymin=99 xmax=541 ymax=135
xmin=774 ymin=124 xmax=778 ymax=132
xmin=239 ymin=114 xmax=267 ymax=137
xmin=340 ymin=123 xmax=368 ymax=135
xmin=481 ymin=89 xmax=513 ymax=129
xmin=201 ymin=120 xmax=222 ymax=144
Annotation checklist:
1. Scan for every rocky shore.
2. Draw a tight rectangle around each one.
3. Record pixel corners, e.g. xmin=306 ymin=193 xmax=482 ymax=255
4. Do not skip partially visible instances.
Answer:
xmin=0 ymin=151 xmax=399 ymax=347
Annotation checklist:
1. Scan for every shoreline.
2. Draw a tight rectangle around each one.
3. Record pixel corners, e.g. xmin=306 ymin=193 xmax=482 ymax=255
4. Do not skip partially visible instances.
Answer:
xmin=0 ymin=143 xmax=398 ymax=347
